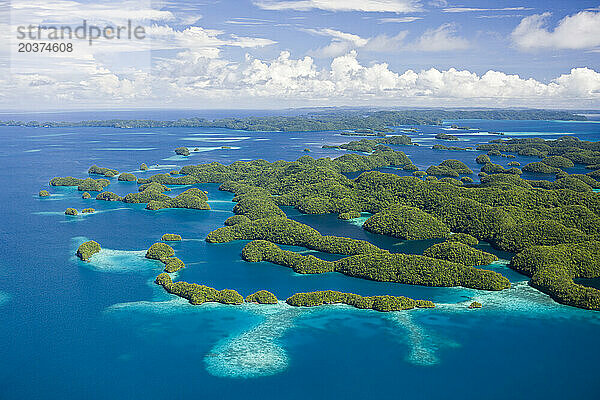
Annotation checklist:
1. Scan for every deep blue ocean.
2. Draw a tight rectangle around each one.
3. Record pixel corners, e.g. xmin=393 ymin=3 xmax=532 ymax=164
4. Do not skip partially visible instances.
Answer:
xmin=0 ymin=113 xmax=599 ymax=399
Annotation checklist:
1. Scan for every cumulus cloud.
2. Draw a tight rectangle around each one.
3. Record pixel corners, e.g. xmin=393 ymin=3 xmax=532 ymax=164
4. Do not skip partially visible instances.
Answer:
xmin=512 ymin=9 xmax=600 ymax=50
xmin=5 ymin=50 xmax=598 ymax=109
xmin=254 ymin=0 xmax=423 ymax=13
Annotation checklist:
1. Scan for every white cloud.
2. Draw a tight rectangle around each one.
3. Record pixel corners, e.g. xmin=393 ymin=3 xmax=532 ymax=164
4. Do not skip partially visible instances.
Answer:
xmin=512 ymin=10 xmax=600 ymax=50
xmin=254 ymin=0 xmax=423 ymax=13
xmin=4 ymin=50 xmax=599 ymax=109
xmin=443 ymin=7 xmax=532 ymax=13
xmin=411 ymin=23 xmax=469 ymax=51
xmin=378 ymin=16 xmax=422 ymax=23
xmin=306 ymin=24 xmax=466 ymax=56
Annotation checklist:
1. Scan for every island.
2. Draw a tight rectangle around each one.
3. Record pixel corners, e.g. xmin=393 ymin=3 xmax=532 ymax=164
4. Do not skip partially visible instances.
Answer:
xmin=161 ymin=234 xmax=182 ymax=241
xmin=39 ymin=190 xmax=50 ymax=197
xmin=435 ymin=132 xmax=460 ymax=141
xmin=3 ymin=109 xmax=585 ymax=131
xmin=76 ymin=240 xmax=101 ymax=261
xmin=45 ymin=129 xmax=600 ymax=311
xmin=286 ymin=290 xmax=434 ymax=311
xmin=118 ymin=173 xmax=138 ymax=182
xmin=245 ymin=290 xmax=278 ymax=304
xmin=175 ymin=147 xmax=190 ymax=156
xmin=468 ymin=301 xmax=483 ymax=309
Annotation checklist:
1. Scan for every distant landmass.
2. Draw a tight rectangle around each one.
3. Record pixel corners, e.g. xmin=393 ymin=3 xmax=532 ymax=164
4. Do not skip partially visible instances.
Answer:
xmin=0 ymin=109 xmax=586 ymax=132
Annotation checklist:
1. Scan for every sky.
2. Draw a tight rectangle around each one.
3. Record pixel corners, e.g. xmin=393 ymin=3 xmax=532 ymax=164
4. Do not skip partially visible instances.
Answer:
xmin=0 ymin=0 xmax=599 ymax=110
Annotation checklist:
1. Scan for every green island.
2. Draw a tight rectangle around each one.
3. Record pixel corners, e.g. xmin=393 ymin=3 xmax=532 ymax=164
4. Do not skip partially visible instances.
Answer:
xmin=477 ymin=136 xmax=600 ymax=169
xmin=65 ymin=208 xmax=78 ymax=215
xmin=435 ymin=132 xmax=460 ymax=141
xmin=81 ymin=208 xmax=95 ymax=213
xmin=140 ymin=163 xmax=149 ymax=171
xmin=323 ymin=135 xmax=413 ymax=153
xmin=468 ymin=301 xmax=483 ymax=309
xmin=161 ymin=234 xmax=182 ymax=241
xmin=56 ymin=129 xmax=600 ymax=311
xmin=39 ymin=190 xmax=50 ymax=197
xmin=245 ymin=290 xmax=278 ymax=304
xmin=363 ymin=205 xmax=450 ymax=240
xmin=88 ymin=165 xmax=118 ymax=176
xmin=155 ymin=274 xmax=244 ymax=305
xmin=433 ymin=144 xmax=472 ymax=151
xmin=240 ymin=240 xmax=510 ymax=290
xmin=145 ymin=243 xmax=186 ymax=273
xmin=76 ymin=240 xmax=101 ymax=261
xmin=423 ymin=241 xmax=498 ymax=266
xmin=510 ymin=241 xmax=600 ymax=310
xmin=154 ymin=274 xmax=435 ymax=312
xmin=96 ymin=192 xmax=122 ymax=201
xmin=119 ymin=134 xmax=600 ymax=308
xmin=175 ymin=147 xmax=190 ymax=156
xmin=522 ymin=162 xmax=562 ymax=174
xmin=50 ymin=177 xmax=110 ymax=192
xmin=338 ymin=210 xmax=361 ymax=220
xmin=118 ymin=173 xmax=138 ymax=182
xmin=145 ymin=243 xmax=175 ymax=260
xmin=82 ymin=192 xmax=91 ymax=199
xmin=4 ymin=109 xmax=584 ymax=131
xmin=446 ymin=233 xmax=479 ymax=246
xmin=427 ymin=160 xmax=473 ymax=177
xmin=286 ymin=290 xmax=435 ymax=311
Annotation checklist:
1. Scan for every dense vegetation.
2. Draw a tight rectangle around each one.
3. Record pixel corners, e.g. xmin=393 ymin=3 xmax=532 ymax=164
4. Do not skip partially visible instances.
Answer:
xmin=145 ymin=243 xmax=175 ymax=261
xmin=338 ymin=210 xmax=361 ymax=220
xmin=245 ymin=290 xmax=278 ymax=304
xmin=543 ymin=156 xmax=574 ymax=168
xmin=76 ymin=240 xmax=101 ymax=261
xmin=446 ymin=233 xmax=479 ymax=246
xmin=477 ymin=136 xmax=600 ymax=167
xmin=209 ymin=218 xmax=382 ymax=255
xmin=522 ymin=162 xmax=561 ymax=174
xmin=423 ymin=242 xmax=498 ymax=266
xmin=286 ymin=290 xmax=434 ymax=311
xmin=38 ymin=190 xmax=50 ymax=197
xmin=88 ymin=165 xmax=118 ymax=176
xmin=50 ymin=177 xmax=110 ymax=191
xmin=325 ymin=136 xmax=413 ymax=152
xmin=47 ymin=129 xmax=600 ymax=310
xmin=118 ymin=173 xmax=138 ymax=182
xmin=510 ymin=241 xmax=600 ymax=310
xmin=6 ymin=109 xmax=584 ymax=131
xmin=162 ymin=234 xmax=182 ymax=241
xmin=241 ymin=240 xmax=510 ymax=290
xmin=65 ymin=208 xmax=78 ymax=215
xmin=363 ymin=206 xmax=450 ymax=240
xmin=164 ymin=257 xmax=185 ymax=273
xmin=146 ymin=188 xmax=210 ymax=211
xmin=435 ymin=132 xmax=459 ymax=141
xmin=155 ymin=274 xmax=244 ymax=305
xmin=96 ymin=192 xmax=122 ymax=201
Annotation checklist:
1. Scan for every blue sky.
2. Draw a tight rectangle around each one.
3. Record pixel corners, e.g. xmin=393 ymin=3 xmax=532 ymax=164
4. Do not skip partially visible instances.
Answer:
xmin=2 ymin=0 xmax=600 ymax=110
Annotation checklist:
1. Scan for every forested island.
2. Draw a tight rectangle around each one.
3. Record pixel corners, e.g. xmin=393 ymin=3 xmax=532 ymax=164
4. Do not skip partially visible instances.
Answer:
xmin=59 ymin=130 xmax=600 ymax=311
xmin=3 ymin=109 xmax=585 ymax=132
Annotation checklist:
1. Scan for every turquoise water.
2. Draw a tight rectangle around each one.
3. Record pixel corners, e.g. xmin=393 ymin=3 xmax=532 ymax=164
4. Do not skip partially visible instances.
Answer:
xmin=0 ymin=116 xmax=599 ymax=399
